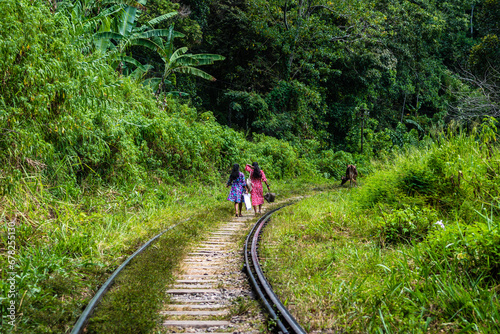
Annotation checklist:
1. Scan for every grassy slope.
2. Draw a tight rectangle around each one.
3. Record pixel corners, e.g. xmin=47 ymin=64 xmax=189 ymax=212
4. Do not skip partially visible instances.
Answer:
xmin=2 ymin=180 xmax=227 ymax=333
xmin=261 ymin=131 xmax=500 ymax=333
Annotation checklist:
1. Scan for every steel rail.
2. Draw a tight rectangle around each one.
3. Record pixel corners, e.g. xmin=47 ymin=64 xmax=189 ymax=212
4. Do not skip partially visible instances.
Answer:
xmin=244 ymin=204 xmax=307 ymax=334
xmin=244 ymin=208 xmax=288 ymax=333
xmin=70 ymin=218 xmax=190 ymax=334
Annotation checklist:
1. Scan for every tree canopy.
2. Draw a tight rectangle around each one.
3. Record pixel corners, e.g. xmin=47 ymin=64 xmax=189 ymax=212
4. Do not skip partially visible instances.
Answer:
xmin=180 ymin=0 xmax=499 ymax=153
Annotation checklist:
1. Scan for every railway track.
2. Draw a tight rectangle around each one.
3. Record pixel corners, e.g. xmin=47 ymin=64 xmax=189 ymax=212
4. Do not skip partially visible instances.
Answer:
xmin=161 ymin=201 xmax=306 ymax=333
xmin=244 ymin=206 xmax=307 ymax=334
xmin=72 ymin=200 xmax=306 ymax=333
xmin=160 ymin=212 xmax=263 ymax=333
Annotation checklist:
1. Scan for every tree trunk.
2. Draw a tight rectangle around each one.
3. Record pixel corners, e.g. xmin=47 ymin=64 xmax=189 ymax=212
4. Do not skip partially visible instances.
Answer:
xmin=360 ymin=112 xmax=365 ymax=152
xmin=401 ymin=92 xmax=407 ymax=122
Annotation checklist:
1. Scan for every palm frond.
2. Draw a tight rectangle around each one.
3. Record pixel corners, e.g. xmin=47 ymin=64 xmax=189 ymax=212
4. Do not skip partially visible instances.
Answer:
xmin=147 ymin=12 xmax=177 ymax=26
xmin=170 ymin=47 xmax=189 ymax=62
xmin=143 ymin=28 xmax=184 ymax=39
xmin=173 ymin=66 xmax=216 ymax=81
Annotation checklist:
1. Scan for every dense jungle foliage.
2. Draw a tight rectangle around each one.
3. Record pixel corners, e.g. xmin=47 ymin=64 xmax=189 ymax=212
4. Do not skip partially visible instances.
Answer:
xmin=189 ymin=0 xmax=500 ymax=151
xmin=0 ymin=0 xmax=499 ymax=332
xmin=0 ymin=0 xmax=498 ymax=194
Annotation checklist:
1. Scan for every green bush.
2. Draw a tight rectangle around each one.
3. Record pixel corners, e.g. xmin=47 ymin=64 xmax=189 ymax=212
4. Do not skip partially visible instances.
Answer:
xmin=355 ymin=168 xmax=402 ymax=208
xmin=399 ymin=168 xmax=437 ymax=196
xmin=373 ymin=206 xmax=440 ymax=246
xmin=245 ymin=133 xmax=313 ymax=179
xmin=424 ymin=213 xmax=500 ymax=282
xmin=357 ymin=126 xmax=500 ymax=216
xmin=315 ymin=150 xmax=354 ymax=179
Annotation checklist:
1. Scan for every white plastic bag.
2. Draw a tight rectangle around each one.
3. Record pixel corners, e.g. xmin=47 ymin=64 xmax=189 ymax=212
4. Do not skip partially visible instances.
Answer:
xmin=243 ymin=193 xmax=252 ymax=210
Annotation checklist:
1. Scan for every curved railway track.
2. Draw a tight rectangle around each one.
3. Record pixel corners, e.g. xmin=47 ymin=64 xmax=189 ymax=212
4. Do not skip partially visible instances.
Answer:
xmin=71 ymin=200 xmax=306 ymax=333
xmin=71 ymin=219 xmax=190 ymax=334
xmin=244 ymin=205 xmax=307 ymax=334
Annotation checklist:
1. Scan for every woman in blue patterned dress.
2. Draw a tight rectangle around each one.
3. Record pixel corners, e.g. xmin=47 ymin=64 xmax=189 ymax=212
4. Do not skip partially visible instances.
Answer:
xmin=226 ymin=164 xmax=247 ymax=217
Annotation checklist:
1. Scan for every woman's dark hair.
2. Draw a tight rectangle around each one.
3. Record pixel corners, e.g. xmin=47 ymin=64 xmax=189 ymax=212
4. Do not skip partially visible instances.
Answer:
xmin=251 ymin=162 xmax=262 ymax=179
xmin=229 ymin=163 xmax=240 ymax=184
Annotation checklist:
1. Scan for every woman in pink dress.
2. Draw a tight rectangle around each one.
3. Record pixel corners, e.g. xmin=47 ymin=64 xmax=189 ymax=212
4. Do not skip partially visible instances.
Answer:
xmin=245 ymin=162 xmax=270 ymax=215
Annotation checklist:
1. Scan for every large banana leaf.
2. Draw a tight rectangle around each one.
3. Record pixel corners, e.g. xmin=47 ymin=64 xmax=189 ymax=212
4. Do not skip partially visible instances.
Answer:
xmin=169 ymin=47 xmax=189 ymax=63
xmin=114 ymin=55 xmax=145 ymax=69
xmin=174 ymin=66 xmax=216 ymax=81
xmin=129 ymin=38 xmax=162 ymax=51
xmin=116 ymin=4 xmax=137 ymax=36
xmin=147 ymin=12 xmax=177 ymax=26
xmin=115 ymin=55 xmax=151 ymax=76
xmin=176 ymin=57 xmax=201 ymax=67
xmin=143 ymin=29 xmax=184 ymax=39
xmin=172 ymin=54 xmax=226 ymax=68
xmin=94 ymin=31 xmax=125 ymax=41
xmin=156 ymin=25 xmax=178 ymax=59
xmin=181 ymin=54 xmax=226 ymax=66
xmin=93 ymin=16 xmax=114 ymax=52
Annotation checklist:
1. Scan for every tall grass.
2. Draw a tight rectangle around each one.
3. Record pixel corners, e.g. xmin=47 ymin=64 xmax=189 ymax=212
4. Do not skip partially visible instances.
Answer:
xmin=0 ymin=175 xmax=225 ymax=332
xmin=260 ymin=129 xmax=500 ymax=333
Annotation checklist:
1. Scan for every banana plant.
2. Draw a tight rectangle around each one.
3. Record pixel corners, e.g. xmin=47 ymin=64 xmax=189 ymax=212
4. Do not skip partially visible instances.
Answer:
xmin=56 ymin=0 xmax=146 ymax=52
xmin=153 ymin=26 xmax=225 ymax=94
xmin=93 ymin=1 xmax=178 ymax=74
xmin=58 ymin=0 xmax=224 ymax=92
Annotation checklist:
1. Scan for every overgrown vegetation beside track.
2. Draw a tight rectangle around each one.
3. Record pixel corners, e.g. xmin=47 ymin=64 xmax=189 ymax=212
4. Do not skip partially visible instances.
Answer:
xmin=86 ymin=204 xmax=223 ymax=333
xmin=1 ymin=180 xmax=226 ymax=333
xmin=261 ymin=129 xmax=500 ymax=333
